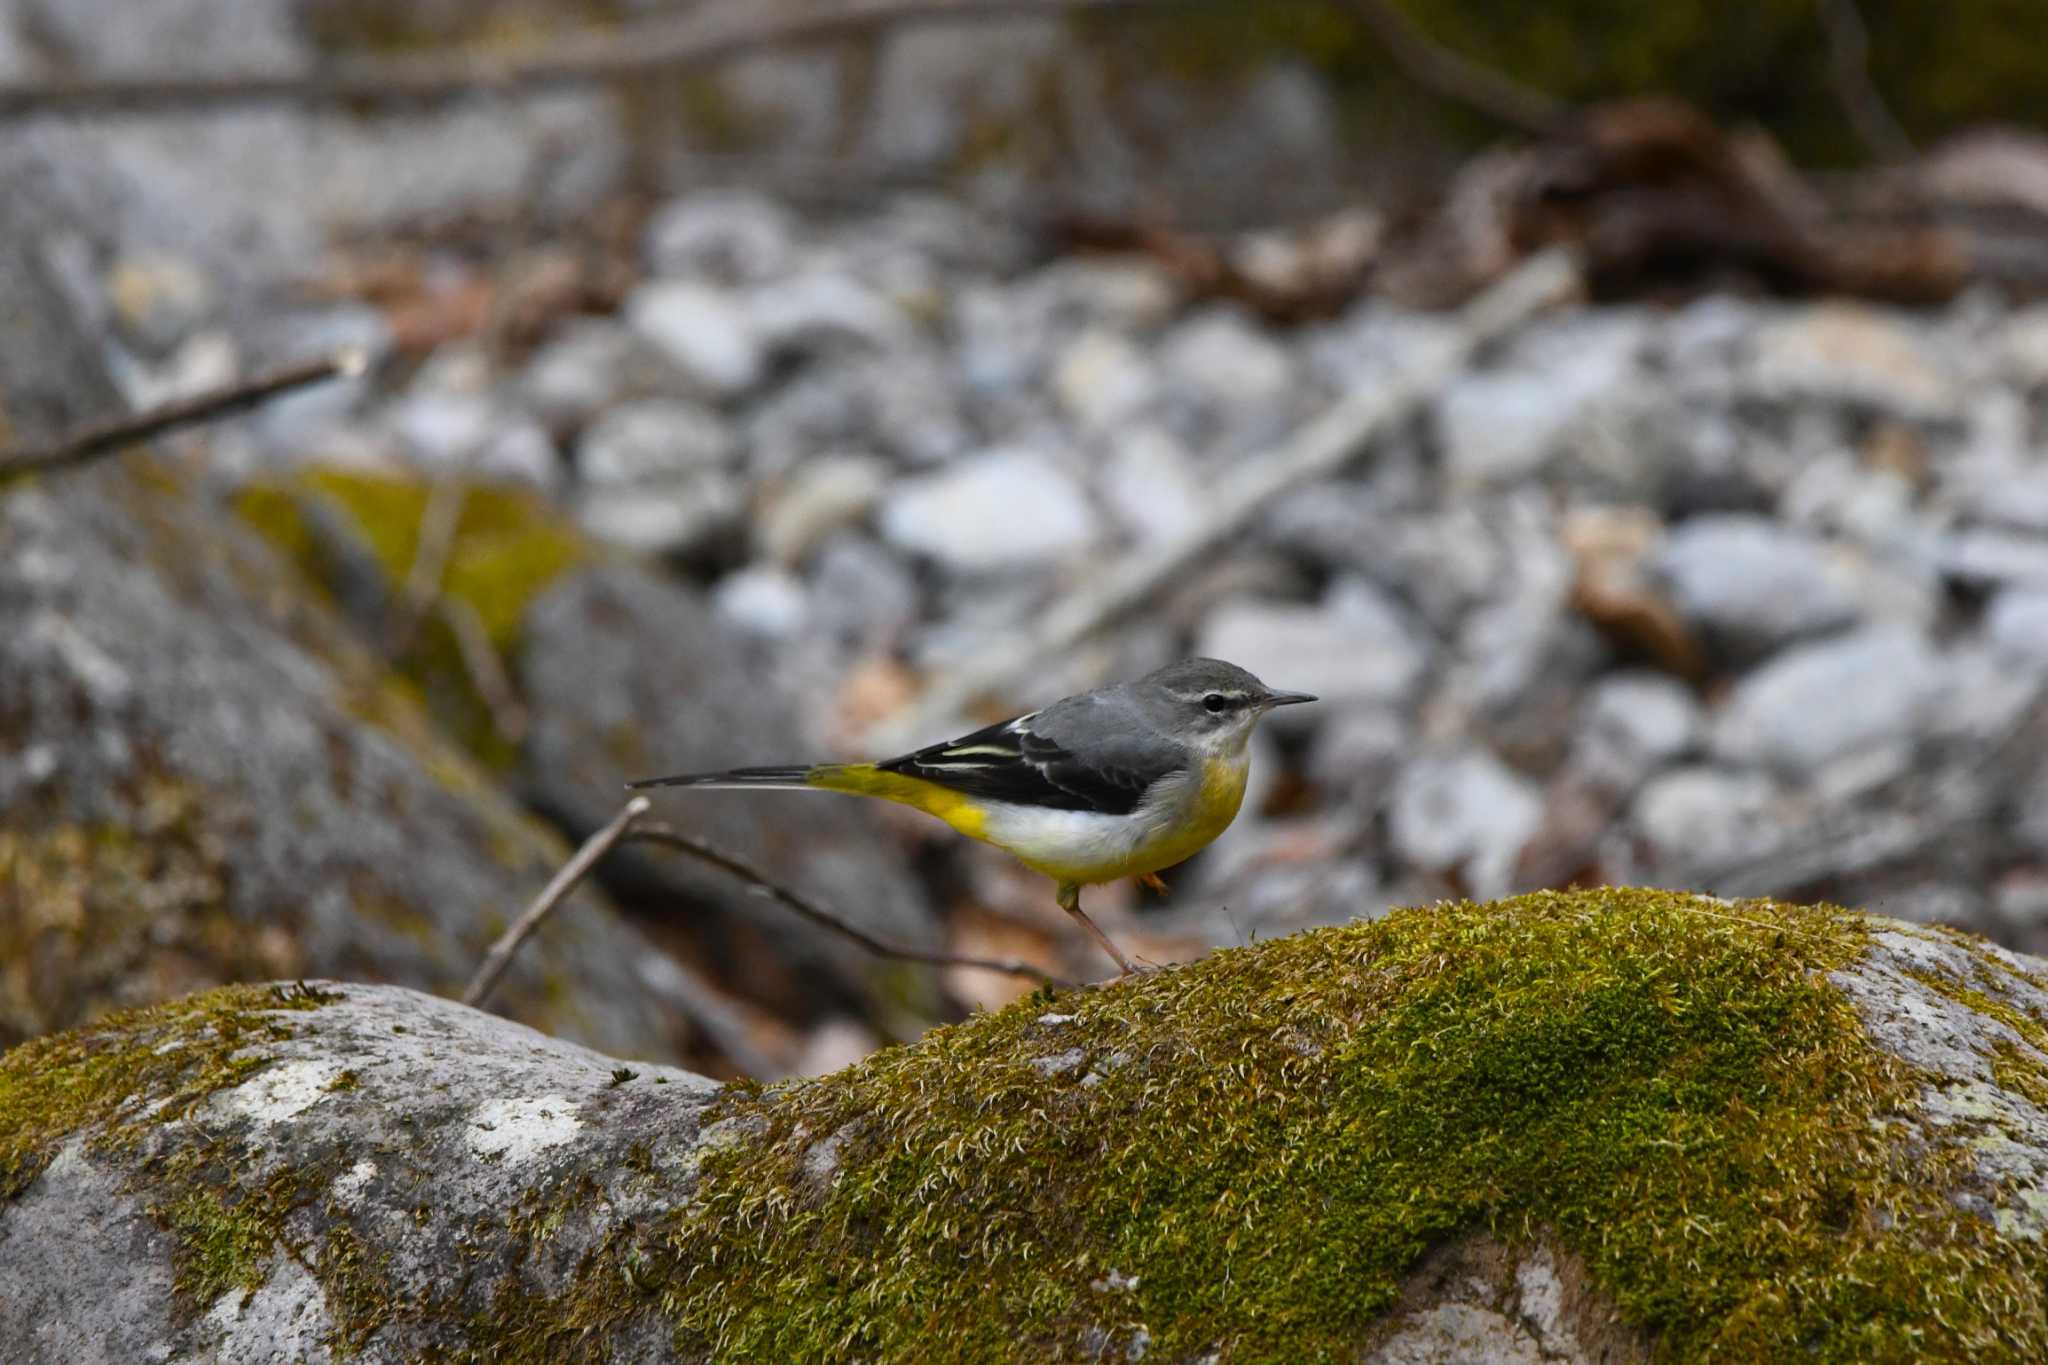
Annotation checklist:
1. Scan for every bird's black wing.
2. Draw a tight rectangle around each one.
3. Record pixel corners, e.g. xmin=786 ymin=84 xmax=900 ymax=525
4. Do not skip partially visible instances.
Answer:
xmin=876 ymin=702 xmax=1181 ymax=815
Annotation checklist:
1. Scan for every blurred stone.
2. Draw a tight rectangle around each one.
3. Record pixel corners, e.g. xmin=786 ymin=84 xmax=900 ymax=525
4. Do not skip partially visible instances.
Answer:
xmin=1943 ymin=461 xmax=2048 ymax=535
xmin=579 ymin=399 xmax=737 ymax=484
xmin=1937 ymin=529 xmax=2048 ymax=591
xmin=808 ymin=533 xmax=922 ymax=651
xmin=1746 ymin=303 xmax=1955 ymax=417
xmin=1988 ymin=590 xmax=2048 ymax=663
xmin=1159 ymin=308 xmax=1294 ymax=410
xmin=1100 ymin=425 xmax=1206 ymax=544
xmin=644 ymin=190 xmax=796 ymax=284
xmin=1631 ymin=766 xmax=1783 ymax=873
xmin=388 ymin=389 xmax=495 ymax=470
xmin=576 ymin=400 xmax=743 ymax=553
xmin=1712 ymin=626 xmax=1943 ymax=775
xmin=1387 ymin=748 xmax=1544 ymax=898
xmin=712 ymin=564 xmax=809 ymax=640
xmin=1651 ymin=515 xmax=1864 ymax=658
xmin=1023 ymin=258 xmax=1181 ymax=332
xmin=105 ymin=252 xmax=215 ymax=355
xmin=1307 ymin=707 xmax=1411 ymax=802
xmin=1572 ymin=672 xmax=1703 ymax=795
xmin=757 ymin=454 xmax=890 ymax=565
xmin=1994 ymin=873 xmax=2048 ymax=940
xmin=521 ymin=318 xmax=680 ymax=433
xmin=626 ymin=280 xmax=765 ymax=399
xmin=752 ymin=272 xmax=913 ymax=356
xmin=1439 ymin=313 xmax=1642 ymax=488
xmin=1053 ymin=327 xmax=1156 ymax=430
xmin=477 ymin=419 xmax=562 ymax=491
xmin=1200 ymin=577 xmax=1431 ymax=714
xmin=793 ymin=1017 xmax=883 ymax=1078
xmin=878 ymin=448 xmax=1098 ymax=572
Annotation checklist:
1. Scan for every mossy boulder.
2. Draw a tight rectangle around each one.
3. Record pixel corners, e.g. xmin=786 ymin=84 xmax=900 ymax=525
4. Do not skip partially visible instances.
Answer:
xmin=0 ymin=139 xmax=680 ymax=1060
xmin=7 ymin=891 xmax=2048 ymax=1361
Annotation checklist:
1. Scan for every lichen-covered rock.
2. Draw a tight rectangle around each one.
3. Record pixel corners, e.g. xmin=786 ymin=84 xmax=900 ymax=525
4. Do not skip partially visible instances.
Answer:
xmin=0 ymin=140 xmax=679 ymax=1059
xmin=9 ymin=891 xmax=2048 ymax=1361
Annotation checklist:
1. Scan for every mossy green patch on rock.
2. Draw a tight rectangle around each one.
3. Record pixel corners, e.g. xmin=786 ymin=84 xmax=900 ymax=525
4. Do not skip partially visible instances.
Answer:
xmin=655 ymin=890 xmax=2041 ymax=1361
xmin=0 ymin=781 xmax=305 ymax=1047
xmin=232 ymin=467 xmax=586 ymax=767
xmin=0 ymin=982 xmax=336 ymax=1200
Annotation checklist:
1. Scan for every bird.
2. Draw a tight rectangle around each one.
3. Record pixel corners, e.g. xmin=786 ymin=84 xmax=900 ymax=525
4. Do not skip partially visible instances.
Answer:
xmin=628 ymin=657 xmax=1315 ymax=976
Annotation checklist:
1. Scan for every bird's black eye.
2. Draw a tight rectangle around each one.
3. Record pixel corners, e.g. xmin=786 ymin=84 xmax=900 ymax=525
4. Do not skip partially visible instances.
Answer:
xmin=1203 ymin=693 xmax=1229 ymax=714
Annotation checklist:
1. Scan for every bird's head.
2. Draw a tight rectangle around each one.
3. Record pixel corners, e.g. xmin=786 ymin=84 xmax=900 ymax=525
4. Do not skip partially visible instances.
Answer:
xmin=1134 ymin=657 xmax=1316 ymax=755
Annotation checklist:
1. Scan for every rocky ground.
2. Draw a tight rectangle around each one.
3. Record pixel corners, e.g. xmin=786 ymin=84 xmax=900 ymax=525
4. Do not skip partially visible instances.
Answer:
xmin=4 ymin=0 xmax=2048 ymax=1080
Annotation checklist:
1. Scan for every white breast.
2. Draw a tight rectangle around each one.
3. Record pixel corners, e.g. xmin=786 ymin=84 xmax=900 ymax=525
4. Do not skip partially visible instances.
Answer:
xmin=975 ymin=770 xmax=1201 ymax=884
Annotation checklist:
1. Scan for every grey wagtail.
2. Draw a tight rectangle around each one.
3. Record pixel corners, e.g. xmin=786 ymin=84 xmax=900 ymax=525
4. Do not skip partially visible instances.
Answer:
xmin=629 ymin=658 xmax=1315 ymax=976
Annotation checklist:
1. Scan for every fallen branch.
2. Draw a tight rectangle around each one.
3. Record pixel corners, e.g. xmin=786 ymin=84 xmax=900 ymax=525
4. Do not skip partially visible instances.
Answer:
xmin=0 ymin=0 xmax=1186 ymax=118
xmin=0 ymin=348 xmax=366 ymax=477
xmin=881 ymin=248 xmax=1580 ymax=743
xmin=388 ymin=476 xmax=469 ymax=659
xmin=467 ymin=798 xmax=1068 ymax=1012
xmin=465 ymin=797 xmax=651 ymax=1008
xmin=630 ymin=823 xmax=1069 ymax=987
xmin=439 ymin=595 xmax=532 ymax=748
xmin=1821 ymin=0 xmax=1915 ymax=165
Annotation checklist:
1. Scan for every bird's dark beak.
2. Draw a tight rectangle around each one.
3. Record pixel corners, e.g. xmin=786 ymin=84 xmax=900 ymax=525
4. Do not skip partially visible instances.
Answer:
xmin=1263 ymin=690 xmax=1317 ymax=708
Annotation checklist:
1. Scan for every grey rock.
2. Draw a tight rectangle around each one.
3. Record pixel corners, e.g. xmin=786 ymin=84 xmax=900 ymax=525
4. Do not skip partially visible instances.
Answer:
xmin=625 ymin=280 xmax=765 ymax=400
xmin=578 ymin=399 xmax=736 ymax=484
xmin=1988 ymin=590 xmax=2048 ymax=663
xmin=756 ymin=453 xmax=890 ymax=565
xmin=878 ymin=448 xmax=1099 ymax=572
xmin=519 ymin=564 xmax=939 ymax=1002
xmin=859 ymin=18 xmax=1064 ymax=164
xmin=574 ymin=400 xmax=743 ymax=555
xmin=1308 ymin=707 xmax=1412 ymax=803
xmin=1938 ymin=529 xmax=2048 ymax=592
xmin=1572 ymin=672 xmax=1703 ymax=795
xmin=1200 ymin=578 xmax=1433 ymax=715
xmin=808 ymin=533 xmax=923 ymax=651
xmin=1712 ymin=626 xmax=1944 ymax=775
xmin=104 ymin=251 xmax=215 ymax=355
xmin=1745 ymin=302 xmax=1957 ymax=417
xmin=1158 ymin=307 xmax=1295 ymax=411
xmin=1099 ymin=424 xmax=1206 ymax=544
xmin=751 ymin=272 xmax=913 ymax=356
xmin=1052 ymin=327 xmax=1157 ymax=430
xmin=1652 ymin=514 xmax=1866 ymax=657
xmin=13 ymin=906 xmax=2048 ymax=1358
xmin=710 ymin=564 xmax=809 ymax=640
xmin=1630 ymin=766 xmax=1783 ymax=873
xmin=643 ymin=190 xmax=796 ymax=284
xmin=1021 ymin=258 xmax=1181 ymax=333
xmin=520 ymin=318 xmax=682 ymax=433
xmin=1438 ymin=312 xmax=1643 ymax=489
xmin=1386 ymin=748 xmax=1544 ymax=898
xmin=0 ymin=142 xmax=675 ymax=1058
xmin=387 ymin=388 xmax=496 ymax=470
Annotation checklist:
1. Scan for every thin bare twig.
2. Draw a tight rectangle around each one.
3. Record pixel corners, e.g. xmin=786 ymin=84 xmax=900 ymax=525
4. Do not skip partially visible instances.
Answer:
xmin=0 ymin=348 xmax=367 ymax=477
xmin=1343 ymin=0 xmax=1571 ymax=139
xmin=1820 ymin=0 xmax=1915 ymax=165
xmin=0 ymin=0 xmax=1187 ymax=118
xmin=388 ymin=476 xmax=470 ymax=658
xmin=465 ymin=797 xmax=651 ymax=1008
xmin=630 ymin=822 xmax=1070 ymax=987
xmin=439 ymin=595 xmax=532 ymax=748
xmin=876 ymin=247 xmax=1581 ymax=746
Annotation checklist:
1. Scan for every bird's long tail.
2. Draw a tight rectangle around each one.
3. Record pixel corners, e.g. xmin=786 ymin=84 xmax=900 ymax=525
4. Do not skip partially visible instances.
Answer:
xmin=627 ymin=764 xmax=828 ymax=792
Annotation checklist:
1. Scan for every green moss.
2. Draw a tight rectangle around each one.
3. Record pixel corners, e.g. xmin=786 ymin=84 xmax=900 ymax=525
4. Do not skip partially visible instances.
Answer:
xmin=160 ymin=1165 xmax=312 ymax=1309
xmin=642 ymin=890 xmax=2040 ymax=1361
xmin=0 ymin=784 xmax=302 ymax=1047
xmin=0 ymin=982 xmax=334 ymax=1200
xmin=232 ymin=468 xmax=587 ymax=768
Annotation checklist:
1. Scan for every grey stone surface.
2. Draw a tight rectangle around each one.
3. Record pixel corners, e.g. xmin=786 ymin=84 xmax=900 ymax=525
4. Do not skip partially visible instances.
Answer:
xmin=1989 ymin=590 xmax=2048 ymax=663
xmin=625 ymin=280 xmax=766 ymax=401
xmin=0 ymin=137 xmax=678 ymax=1059
xmin=1571 ymin=672 xmax=1703 ymax=795
xmin=1712 ymin=626 xmax=1945 ymax=775
xmin=1199 ymin=579 xmax=1433 ymax=715
xmin=877 ymin=448 xmax=1099 ymax=572
xmin=1651 ymin=514 xmax=1866 ymax=657
xmin=1387 ymin=748 xmax=1545 ymax=898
